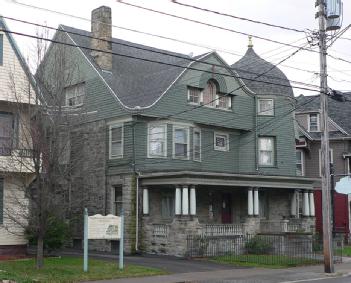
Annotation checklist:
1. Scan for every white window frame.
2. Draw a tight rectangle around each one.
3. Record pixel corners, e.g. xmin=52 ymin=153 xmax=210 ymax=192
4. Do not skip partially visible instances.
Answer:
xmin=214 ymin=132 xmax=229 ymax=152
xmin=258 ymin=98 xmax=274 ymax=116
xmin=147 ymin=123 xmax=167 ymax=158
xmin=308 ymin=113 xmax=320 ymax=132
xmin=347 ymin=157 xmax=351 ymax=175
xmin=216 ymin=94 xmax=232 ymax=110
xmin=319 ymin=148 xmax=333 ymax=176
xmin=64 ymin=83 xmax=85 ymax=107
xmin=258 ymin=137 xmax=275 ymax=166
xmin=109 ymin=124 xmax=123 ymax=159
xmin=173 ymin=125 xmax=190 ymax=159
xmin=193 ymin=128 xmax=201 ymax=162
xmin=296 ymin=149 xmax=305 ymax=176
xmin=187 ymin=87 xmax=201 ymax=105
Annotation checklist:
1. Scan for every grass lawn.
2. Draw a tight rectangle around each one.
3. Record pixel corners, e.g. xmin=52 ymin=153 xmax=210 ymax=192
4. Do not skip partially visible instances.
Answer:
xmin=341 ymin=246 xmax=351 ymax=257
xmin=0 ymin=256 xmax=167 ymax=283
xmin=211 ymin=254 xmax=321 ymax=268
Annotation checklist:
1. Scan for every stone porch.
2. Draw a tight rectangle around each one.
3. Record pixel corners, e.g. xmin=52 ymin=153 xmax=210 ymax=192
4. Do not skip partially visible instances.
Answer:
xmin=139 ymin=171 xmax=317 ymax=256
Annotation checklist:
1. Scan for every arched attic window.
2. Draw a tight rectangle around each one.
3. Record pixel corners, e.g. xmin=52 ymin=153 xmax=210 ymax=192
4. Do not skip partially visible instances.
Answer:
xmin=187 ymin=79 xmax=231 ymax=110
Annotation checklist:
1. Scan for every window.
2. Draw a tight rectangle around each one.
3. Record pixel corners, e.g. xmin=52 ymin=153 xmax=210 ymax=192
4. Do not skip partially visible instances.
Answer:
xmin=258 ymin=99 xmax=274 ymax=116
xmin=173 ymin=126 xmax=189 ymax=159
xmin=0 ymin=34 xmax=3 ymax=66
xmin=161 ymin=193 xmax=174 ymax=219
xmin=188 ymin=87 xmax=201 ymax=104
xmin=193 ymin=129 xmax=201 ymax=161
xmin=296 ymin=150 xmax=304 ymax=176
xmin=109 ymin=124 xmax=123 ymax=159
xmin=308 ymin=113 xmax=319 ymax=132
xmin=112 ymin=185 xmax=122 ymax=216
xmin=203 ymin=81 xmax=217 ymax=107
xmin=258 ymin=137 xmax=275 ymax=166
xmin=347 ymin=157 xmax=351 ymax=175
xmin=217 ymin=94 xmax=231 ymax=109
xmin=64 ymin=83 xmax=85 ymax=106
xmin=148 ymin=124 xmax=167 ymax=157
xmin=214 ymin=132 xmax=229 ymax=151
xmin=0 ymin=112 xmax=14 ymax=156
xmin=319 ymin=148 xmax=333 ymax=176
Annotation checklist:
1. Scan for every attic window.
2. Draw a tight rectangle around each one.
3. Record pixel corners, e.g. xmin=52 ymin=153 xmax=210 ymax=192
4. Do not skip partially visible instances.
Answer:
xmin=203 ymin=81 xmax=217 ymax=107
xmin=64 ymin=83 xmax=85 ymax=107
xmin=308 ymin=113 xmax=320 ymax=132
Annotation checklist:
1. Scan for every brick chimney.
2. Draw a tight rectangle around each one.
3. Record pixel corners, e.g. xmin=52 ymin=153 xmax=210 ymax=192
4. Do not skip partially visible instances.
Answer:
xmin=90 ymin=6 xmax=112 ymax=71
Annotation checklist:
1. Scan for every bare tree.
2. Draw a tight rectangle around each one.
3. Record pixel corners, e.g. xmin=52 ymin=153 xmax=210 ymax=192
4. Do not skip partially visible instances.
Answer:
xmin=1 ymin=28 xmax=89 ymax=268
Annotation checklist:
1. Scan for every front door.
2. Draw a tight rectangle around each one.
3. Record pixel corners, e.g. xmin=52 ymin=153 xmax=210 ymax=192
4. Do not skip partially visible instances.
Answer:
xmin=221 ymin=193 xmax=232 ymax=223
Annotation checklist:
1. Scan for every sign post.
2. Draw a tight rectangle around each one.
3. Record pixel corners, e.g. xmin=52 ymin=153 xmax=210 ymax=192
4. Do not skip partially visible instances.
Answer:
xmin=82 ymin=209 xmax=122 ymax=271
xmin=119 ymin=208 xmax=124 ymax=270
xmin=83 ymin=208 xmax=88 ymax=272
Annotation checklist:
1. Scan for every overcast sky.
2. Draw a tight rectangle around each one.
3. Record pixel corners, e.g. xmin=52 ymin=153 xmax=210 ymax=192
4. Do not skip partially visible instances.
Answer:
xmin=2 ymin=0 xmax=351 ymax=96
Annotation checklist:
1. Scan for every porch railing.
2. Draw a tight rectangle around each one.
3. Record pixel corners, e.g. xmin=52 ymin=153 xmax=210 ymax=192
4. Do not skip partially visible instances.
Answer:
xmin=260 ymin=220 xmax=312 ymax=233
xmin=203 ymin=224 xmax=243 ymax=236
xmin=152 ymin=224 xmax=169 ymax=238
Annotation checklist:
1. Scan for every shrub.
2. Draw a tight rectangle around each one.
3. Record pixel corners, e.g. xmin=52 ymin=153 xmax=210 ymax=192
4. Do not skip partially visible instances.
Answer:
xmin=245 ymin=236 xmax=273 ymax=255
xmin=26 ymin=215 xmax=71 ymax=252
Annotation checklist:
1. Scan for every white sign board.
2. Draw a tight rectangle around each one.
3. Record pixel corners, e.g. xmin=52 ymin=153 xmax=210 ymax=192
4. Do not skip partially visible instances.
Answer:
xmin=88 ymin=214 xmax=121 ymax=240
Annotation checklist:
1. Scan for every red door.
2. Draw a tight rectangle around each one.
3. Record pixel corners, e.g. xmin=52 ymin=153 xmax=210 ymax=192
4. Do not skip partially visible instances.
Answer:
xmin=221 ymin=194 xmax=232 ymax=224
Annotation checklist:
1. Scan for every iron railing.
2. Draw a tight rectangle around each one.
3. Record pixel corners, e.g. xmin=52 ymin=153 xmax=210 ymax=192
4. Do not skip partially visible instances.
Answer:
xmin=186 ymin=234 xmax=343 ymax=265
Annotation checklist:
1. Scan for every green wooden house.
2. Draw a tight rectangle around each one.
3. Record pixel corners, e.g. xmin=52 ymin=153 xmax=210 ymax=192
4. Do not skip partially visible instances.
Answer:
xmin=40 ymin=6 xmax=317 ymax=255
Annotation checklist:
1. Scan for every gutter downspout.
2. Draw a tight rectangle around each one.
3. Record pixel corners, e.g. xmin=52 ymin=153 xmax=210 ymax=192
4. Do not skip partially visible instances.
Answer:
xmin=135 ymin=171 xmax=140 ymax=252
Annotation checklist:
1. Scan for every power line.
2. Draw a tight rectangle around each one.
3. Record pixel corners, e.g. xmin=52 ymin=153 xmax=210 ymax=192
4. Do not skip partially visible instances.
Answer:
xmin=0 ymin=28 xmax=323 ymax=98
xmin=117 ymin=1 xmax=320 ymax=54
xmin=1 ymin=15 xmax=320 ymax=92
xmin=4 ymin=3 xmax=322 ymax=78
xmin=171 ymin=0 xmax=306 ymax=33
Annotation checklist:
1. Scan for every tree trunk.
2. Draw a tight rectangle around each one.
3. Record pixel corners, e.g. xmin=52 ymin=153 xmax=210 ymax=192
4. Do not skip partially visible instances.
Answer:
xmin=36 ymin=234 xmax=44 ymax=269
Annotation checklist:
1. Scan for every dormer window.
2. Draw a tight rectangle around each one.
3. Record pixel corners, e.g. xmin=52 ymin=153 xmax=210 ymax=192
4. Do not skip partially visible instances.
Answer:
xmin=187 ymin=80 xmax=231 ymax=110
xmin=308 ymin=113 xmax=320 ymax=132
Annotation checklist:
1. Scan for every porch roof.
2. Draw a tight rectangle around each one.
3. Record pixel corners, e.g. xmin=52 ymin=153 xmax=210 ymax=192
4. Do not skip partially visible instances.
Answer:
xmin=139 ymin=171 xmax=319 ymax=190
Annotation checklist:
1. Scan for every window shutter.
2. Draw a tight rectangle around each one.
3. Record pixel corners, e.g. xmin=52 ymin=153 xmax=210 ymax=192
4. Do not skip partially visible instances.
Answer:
xmin=0 ymin=179 xmax=3 ymax=224
xmin=0 ymin=34 xmax=3 ymax=65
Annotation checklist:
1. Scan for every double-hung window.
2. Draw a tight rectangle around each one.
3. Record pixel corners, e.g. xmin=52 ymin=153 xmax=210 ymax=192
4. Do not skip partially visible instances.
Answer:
xmin=109 ymin=124 xmax=123 ymax=159
xmin=188 ymin=87 xmax=201 ymax=104
xmin=112 ymin=185 xmax=122 ymax=216
xmin=0 ymin=112 xmax=14 ymax=156
xmin=296 ymin=149 xmax=304 ymax=176
xmin=258 ymin=99 xmax=274 ymax=116
xmin=309 ymin=113 xmax=319 ymax=132
xmin=193 ymin=129 xmax=201 ymax=161
xmin=258 ymin=137 xmax=275 ymax=166
xmin=214 ymin=132 xmax=229 ymax=151
xmin=65 ymin=83 xmax=85 ymax=106
xmin=173 ymin=126 xmax=189 ymax=159
xmin=148 ymin=124 xmax=167 ymax=157
xmin=217 ymin=94 xmax=231 ymax=110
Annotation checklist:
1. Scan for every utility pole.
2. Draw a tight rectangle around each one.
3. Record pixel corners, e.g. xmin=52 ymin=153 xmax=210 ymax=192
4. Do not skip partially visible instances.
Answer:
xmin=318 ymin=0 xmax=334 ymax=273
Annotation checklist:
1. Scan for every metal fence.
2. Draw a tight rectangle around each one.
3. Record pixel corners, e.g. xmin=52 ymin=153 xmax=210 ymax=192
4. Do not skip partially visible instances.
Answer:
xmin=186 ymin=234 xmax=343 ymax=265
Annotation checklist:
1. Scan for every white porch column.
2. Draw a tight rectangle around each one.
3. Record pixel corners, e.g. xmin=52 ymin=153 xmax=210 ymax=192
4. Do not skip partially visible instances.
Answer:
xmin=309 ymin=191 xmax=315 ymax=217
xmin=182 ymin=186 xmax=189 ymax=215
xmin=142 ymin=188 xmax=149 ymax=215
xmin=190 ymin=186 xmax=196 ymax=216
xmin=175 ymin=186 xmax=181 ymax=215
xmin=303 ymin=190 xmax=310 ymax=217
xmin=291 ymin=190 xmax=297 ymax=217
xmin=253 ymin=188 xmax=259 ymax=216
xmin=248 ymin=188 xmax=253 ymax=216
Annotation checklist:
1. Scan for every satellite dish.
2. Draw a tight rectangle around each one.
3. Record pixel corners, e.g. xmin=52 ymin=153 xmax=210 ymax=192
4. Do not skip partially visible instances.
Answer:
xmin=335 ymin=176 xmax=351 ymax=194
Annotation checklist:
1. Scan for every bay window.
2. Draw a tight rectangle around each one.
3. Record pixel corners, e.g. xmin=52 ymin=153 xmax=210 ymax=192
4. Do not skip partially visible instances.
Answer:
xmin=148 ymin=124 xmax=167 ymax=157
xmin=109 ymin=124 xmax=123 ymax=159
xmin=173 ymin=126 xmax=189 ymax=159
xmin=193 ymin=129 xmax=201 ymax=161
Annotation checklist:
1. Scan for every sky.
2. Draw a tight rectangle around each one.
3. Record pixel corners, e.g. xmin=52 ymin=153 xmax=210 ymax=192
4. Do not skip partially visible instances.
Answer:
xmin=1 ymin=0 xmax=351 ymax=97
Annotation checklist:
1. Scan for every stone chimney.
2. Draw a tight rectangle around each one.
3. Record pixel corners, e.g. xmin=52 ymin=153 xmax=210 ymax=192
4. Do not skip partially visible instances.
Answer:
xmin=90 ymin=6 xmax=112 ymax=71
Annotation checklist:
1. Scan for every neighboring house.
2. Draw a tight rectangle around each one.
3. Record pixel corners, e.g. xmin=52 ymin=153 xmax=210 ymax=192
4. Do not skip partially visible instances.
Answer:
xmin=296 ymin=93 xmax=351 ymax=236
xmin=0 ymin=17 xmax=36 ymax=255
xmin=39 ymin=6 xmax=317 ymax=256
